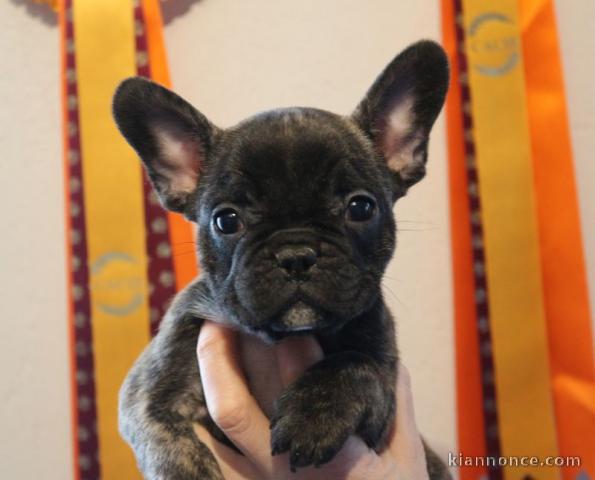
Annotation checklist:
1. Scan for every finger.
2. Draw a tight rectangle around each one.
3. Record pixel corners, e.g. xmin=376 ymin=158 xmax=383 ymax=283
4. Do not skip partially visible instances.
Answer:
xmin=197 ymin=321 xmax=275 ymax=470
xmin=394 ymin=364 xmax=421 ymax=437
xmin=387 ymin=363 xmax=428 ymax=479
xmin=274 ymin=335 xmax=324 ymax=386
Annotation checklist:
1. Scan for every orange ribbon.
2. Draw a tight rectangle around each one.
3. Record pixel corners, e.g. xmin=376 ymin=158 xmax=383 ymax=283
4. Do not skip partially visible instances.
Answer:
xmin=520 ymin=0 xmax=595 ymax=477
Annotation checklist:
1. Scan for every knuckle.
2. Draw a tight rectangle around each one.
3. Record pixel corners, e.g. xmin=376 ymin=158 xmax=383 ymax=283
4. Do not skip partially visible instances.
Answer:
xmin=196 ymin=329 xmax=222 ymax=362
xmin=210 ymin=402 xmax=251 ymax=435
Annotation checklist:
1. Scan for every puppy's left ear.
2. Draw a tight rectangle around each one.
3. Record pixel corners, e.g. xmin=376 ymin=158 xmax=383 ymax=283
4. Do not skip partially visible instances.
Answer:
xmin=352 ymin=40 xmax=449 ymax=196
xmin=113 ymin=77 xmax=220 ymax=217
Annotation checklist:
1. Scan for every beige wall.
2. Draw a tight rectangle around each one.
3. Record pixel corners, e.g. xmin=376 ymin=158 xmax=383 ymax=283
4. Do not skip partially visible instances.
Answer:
xmin=0 ymin=1 xmax=593 ymax=479
xmin=0 ymin=2 xmax=71 ymax=479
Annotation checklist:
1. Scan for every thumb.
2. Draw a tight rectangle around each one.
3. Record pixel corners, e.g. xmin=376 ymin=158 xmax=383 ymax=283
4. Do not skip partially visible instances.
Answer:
xmin=389 ymin=363 xmax=429 ymax=479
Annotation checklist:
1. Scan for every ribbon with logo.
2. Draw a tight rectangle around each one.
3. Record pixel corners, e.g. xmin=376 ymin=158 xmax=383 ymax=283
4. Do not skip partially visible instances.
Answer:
xmin=60 ymin=0 xmax=196 ymax=478
xmin=443 ymin=1 xmax=595 ymax=479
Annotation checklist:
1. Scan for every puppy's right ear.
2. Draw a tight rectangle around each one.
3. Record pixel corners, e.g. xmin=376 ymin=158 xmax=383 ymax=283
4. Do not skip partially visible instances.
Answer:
xmin=113 ymin=77 xmax=219 ymax=216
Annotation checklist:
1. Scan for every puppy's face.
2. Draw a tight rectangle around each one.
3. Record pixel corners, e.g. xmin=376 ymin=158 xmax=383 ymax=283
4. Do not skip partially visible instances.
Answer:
xmin=196 ymin=110 xmax=394 ymax=340
xmin=113 ymin=41 xmax=448 ymax=342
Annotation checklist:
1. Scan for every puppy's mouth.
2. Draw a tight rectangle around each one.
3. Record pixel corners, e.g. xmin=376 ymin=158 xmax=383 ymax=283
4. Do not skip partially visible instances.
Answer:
xmin=235 ymin=271 xmax=361 ymax=340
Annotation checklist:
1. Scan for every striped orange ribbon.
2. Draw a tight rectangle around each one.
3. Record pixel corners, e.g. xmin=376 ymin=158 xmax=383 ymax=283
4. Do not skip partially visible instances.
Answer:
xmin=60 ymin=1 xmax=196 ymax=478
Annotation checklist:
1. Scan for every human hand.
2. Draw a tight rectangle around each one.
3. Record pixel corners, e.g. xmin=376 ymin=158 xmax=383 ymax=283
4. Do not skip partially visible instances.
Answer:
xmin=195 ymin=321 xmax=429 ymax=480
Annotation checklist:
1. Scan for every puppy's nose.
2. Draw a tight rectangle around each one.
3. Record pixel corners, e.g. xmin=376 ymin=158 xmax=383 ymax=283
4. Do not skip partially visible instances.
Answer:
xmin=275 ymin=245 xmax=317 ymax=276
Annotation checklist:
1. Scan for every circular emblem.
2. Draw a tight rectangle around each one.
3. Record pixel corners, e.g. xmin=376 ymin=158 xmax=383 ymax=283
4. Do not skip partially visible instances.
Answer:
xmin=90 ymin=252 xmax=144 ymax=316
xmin=468 ymin=12 xmax=519 ymax=77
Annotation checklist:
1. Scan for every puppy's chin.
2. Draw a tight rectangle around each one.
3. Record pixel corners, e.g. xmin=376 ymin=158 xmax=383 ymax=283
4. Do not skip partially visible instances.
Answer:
xmin=257 ymin=301 xmax=333 ymax=342
xmin=272 ymin=301 xmax=321 ymax=333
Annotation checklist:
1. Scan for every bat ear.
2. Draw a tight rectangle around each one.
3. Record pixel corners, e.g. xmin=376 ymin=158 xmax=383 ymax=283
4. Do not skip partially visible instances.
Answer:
xmin=352 ymin=40 xmax=449 ymax=196
xmin=112 ymin=77 xmax=220 ymax=217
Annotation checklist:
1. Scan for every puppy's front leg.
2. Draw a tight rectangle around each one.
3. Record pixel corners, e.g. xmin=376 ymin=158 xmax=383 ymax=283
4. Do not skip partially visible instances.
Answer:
xmin=119 ymin=310 xmax=224 ymax=479
xmin=270 ymin=350 xmax=395 ymax=471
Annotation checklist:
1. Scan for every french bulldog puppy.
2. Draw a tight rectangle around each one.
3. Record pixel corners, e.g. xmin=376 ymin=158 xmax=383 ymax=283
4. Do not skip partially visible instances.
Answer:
xmin=113 ymin=40 xmax=450 ymax=479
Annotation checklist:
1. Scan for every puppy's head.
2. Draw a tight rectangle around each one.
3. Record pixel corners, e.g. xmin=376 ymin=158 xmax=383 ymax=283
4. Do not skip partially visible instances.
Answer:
xmin=113 ymin=40 xmax=448 ymax=341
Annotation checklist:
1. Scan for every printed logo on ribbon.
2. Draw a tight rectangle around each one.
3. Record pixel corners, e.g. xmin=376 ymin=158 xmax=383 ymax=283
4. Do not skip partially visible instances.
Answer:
xmin=91 ymin=252 xmax=145 ymax=316
xmin=467 ymin=12 xmax=519 ymax=77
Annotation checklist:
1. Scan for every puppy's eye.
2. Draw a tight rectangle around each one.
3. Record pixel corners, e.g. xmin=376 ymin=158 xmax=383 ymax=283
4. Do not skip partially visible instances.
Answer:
xmin=214 ymin=209 xmax=243 ymax=234
xmin=346 ymin=195 xmax=376 ymax=222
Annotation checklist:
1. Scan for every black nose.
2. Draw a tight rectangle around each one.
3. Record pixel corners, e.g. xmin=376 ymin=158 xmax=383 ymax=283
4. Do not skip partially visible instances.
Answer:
xmin=275 ymin=245 xmax=317 ymax=276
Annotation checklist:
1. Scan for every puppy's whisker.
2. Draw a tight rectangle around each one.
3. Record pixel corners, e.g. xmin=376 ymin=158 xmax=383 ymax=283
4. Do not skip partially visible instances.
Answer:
xmin=382 ymin=275 xmax=400 ymax=283
xmin=396 ymin=219 xmax=434 ymax=225
xmin=381 ymin=281 xmax=406 ymax=308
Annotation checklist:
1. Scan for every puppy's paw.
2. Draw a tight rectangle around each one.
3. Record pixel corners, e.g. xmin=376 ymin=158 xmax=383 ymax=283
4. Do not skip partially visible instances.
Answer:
xmin=270 ymin=386 xmax=360 ymax=471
